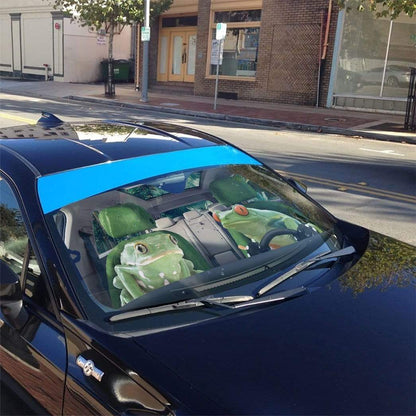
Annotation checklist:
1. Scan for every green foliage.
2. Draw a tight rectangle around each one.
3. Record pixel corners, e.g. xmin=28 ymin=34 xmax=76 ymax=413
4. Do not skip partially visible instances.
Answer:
xmin=0 ymin=204 xmax=26 ymax=241
xmin=340 ymin=4 xmax=385 ymax=59
xmin=49 ymin=0 xmax=173 ymax=30
xmin=336 ymin=0 xmax=416 ymax=19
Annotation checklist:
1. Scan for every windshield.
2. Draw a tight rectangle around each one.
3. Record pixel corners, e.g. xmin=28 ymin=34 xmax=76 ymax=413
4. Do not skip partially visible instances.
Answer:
xmin=44 ymin=162 xmax=342 ymax=323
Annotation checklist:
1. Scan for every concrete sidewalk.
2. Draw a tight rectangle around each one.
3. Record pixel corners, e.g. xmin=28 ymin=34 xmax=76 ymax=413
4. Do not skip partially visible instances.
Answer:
xmin=1 ymin=79 xmax=415 ymax=144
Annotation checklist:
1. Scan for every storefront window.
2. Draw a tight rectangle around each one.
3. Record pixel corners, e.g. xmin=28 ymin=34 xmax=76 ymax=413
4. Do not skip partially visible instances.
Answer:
xmin=209 ymin=9 xmax=261 ymax=78
xmin=214 ymin=10 xmax=261 ymax=23
xmin=335 ymin=5 xmax=415 ymax=99
xmin=162 ymin=16 xmax=197 ymax=28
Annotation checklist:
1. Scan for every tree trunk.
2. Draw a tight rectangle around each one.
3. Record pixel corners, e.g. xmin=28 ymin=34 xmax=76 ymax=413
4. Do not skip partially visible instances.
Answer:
xmin=108 ymin=23 xmax=114 ymax=61
xmin=106 ymin=23 xmax=115 ymax=96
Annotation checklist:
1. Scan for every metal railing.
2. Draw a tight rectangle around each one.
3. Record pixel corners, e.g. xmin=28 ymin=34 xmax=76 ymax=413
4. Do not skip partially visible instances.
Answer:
xmin=404 ymin=67 xmax=416 ymax=132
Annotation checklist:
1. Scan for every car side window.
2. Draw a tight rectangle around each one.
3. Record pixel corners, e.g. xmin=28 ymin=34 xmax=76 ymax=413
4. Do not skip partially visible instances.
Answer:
xmin=0 ymin=178 xmax=54 ymax=314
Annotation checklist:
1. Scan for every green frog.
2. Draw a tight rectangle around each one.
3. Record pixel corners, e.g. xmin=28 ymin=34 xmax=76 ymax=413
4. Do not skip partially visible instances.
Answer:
xmin=113 ymin=233 xmax=200 ymax=306
xmin=214 ymin=204 xmax=300 ymax=249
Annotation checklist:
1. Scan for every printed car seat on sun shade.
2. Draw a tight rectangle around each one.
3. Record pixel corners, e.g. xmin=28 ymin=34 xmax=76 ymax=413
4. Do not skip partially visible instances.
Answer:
xmin=209 ymin=174 xmax=306 ymax=216
xmin=98 ymin=203 xmax=209 ymax=308
xmin=209 ymin=175 xmax=309 ymax=253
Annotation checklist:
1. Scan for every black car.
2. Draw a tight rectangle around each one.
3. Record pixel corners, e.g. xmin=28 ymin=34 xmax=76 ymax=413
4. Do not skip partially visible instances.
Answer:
xmin=1 ymin=113 xmax=415 ymax=415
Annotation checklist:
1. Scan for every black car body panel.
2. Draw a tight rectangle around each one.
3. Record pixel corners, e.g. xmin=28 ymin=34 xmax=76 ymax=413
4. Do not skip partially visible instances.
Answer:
xmin=134 ymin=232 xmax=415 ymax=415
xmin=1 ymin=117 xmax=415 ymax=415
xmin=0 ymin=121 xmax=221 ymax=176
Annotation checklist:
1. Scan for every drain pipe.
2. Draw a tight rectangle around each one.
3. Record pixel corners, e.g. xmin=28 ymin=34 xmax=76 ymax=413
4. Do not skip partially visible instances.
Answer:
xmin=316 ymin=0 xmax=332 ymax=107
xmin=322 ymin=0 xmax=332 ymax=61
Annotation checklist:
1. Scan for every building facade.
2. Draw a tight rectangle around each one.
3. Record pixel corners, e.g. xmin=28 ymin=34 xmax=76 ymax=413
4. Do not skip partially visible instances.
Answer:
xmin=140 ymin=0 xmax=414 ymax=112
xmin=0 ymin=0 xmax=132 ymax=82
xmin=142 ymin=0 xmax=338 ymax=107
xmin=1 ymin=0 xmax=413 ymax=111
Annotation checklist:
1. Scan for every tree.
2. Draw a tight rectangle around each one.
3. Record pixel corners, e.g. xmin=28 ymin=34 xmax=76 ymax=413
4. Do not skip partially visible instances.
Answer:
xmin=48 ymin=0 xmax=172 ymax=92
xmin=336 ymin=0 xmax=416 ymax=19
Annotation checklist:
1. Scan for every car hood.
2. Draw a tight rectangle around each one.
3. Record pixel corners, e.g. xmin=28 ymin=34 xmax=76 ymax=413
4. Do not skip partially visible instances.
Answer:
xmin=133 ymin=231 xmax=416 ymax=415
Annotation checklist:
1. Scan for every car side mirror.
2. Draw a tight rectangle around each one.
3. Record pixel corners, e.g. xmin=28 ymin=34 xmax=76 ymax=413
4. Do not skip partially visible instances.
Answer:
xmin=0 ymin=260 xmax=28 ymax=329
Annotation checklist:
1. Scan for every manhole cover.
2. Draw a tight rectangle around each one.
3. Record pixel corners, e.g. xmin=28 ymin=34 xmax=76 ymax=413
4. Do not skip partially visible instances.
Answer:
xmin=324 ymin=117 xmax=347 ymax=122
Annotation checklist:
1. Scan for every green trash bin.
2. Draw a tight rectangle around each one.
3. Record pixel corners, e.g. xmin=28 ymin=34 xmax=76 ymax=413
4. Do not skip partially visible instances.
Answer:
xmin=113 ymin=59 xmax=130 ymax=82
xmin=101 ymin=59 xmax=130 ymax=82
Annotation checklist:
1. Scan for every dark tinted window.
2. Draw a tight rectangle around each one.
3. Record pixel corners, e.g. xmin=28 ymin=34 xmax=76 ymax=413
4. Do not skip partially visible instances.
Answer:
xmin=162 ymin=16 xmax=197 ymax=27
xmin=214 ymin=10 xmax=261 ymax=23
xmin=0 ymin=178 xmax=54 ymax=314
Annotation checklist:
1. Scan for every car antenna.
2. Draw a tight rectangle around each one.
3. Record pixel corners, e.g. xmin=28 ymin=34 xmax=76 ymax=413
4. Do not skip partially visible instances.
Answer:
xmin=37 ymin=112 xmax=64 ymax=128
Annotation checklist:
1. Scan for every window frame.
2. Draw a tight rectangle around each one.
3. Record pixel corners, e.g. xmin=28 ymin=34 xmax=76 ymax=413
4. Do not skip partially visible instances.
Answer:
xmin=205 ymin=6 xmax=262 ymax=81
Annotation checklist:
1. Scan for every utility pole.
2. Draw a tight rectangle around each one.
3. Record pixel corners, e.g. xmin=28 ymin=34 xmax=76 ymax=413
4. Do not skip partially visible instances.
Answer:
xmin=140 ymin=0 xmax=150 ymax=102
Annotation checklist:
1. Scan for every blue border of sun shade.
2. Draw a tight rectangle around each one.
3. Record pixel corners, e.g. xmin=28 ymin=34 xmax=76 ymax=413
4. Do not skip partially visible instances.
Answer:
xmin=37 ymin=145 xmax=261 ymax=214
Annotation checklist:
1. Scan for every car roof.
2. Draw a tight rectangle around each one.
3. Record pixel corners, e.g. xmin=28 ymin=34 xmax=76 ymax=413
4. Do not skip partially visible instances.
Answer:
xmin=0 ymin=116 xmax=224 ymax=176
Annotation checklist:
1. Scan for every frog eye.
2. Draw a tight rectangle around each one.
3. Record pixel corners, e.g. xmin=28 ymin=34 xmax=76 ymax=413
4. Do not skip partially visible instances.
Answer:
xmin=169 ymin=235 xmax=178 ymax=245
xmin=135 ymin=243 xmax=148 ymax=254
xmin=234 ymin=205 xmax=249 ymax=216
xmin=212 ymin=212 xmax=221 ymax=222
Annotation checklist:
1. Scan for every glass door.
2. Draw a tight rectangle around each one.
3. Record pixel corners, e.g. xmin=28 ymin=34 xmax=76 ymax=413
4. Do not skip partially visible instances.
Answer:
xmin=157 ymin=29 xmax=196 ymax=83
xmin=184 ymin=32 xmax=197 ymax=82
xmin=170 ymin=33 xmax=184 ymax=81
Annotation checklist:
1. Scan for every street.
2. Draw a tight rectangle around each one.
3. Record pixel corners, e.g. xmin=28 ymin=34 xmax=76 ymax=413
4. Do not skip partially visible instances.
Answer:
xmin=1 ymin=92 xmax=415 ymax=246
xmin=1 ymin=91 xmax=416 ymax=415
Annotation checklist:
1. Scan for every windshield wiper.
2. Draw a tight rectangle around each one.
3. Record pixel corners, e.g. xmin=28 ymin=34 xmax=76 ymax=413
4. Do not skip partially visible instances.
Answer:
xmin=109 ymin=287 xmax=307 ymax=322
xmin=256 ymin=245 xmax=356 ymax=297
xmin=201 ymin=286 xmax=307 ymax=309
xmin=108 ymin=246 xmax=355 ymax=322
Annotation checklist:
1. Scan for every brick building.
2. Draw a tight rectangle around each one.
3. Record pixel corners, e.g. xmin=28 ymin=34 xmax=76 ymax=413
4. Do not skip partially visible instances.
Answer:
xmin=140 ymin=0 xmax=339 ymax=107
xmin=140 ymin=0 xmax=414 ymax=112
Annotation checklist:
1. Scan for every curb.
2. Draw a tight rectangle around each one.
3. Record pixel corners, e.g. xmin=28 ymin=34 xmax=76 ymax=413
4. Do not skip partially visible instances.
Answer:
xmin=67 ymin=95 xmax=416 ymax=145
xmin=2 ymin=85 xmax=414 ymax=145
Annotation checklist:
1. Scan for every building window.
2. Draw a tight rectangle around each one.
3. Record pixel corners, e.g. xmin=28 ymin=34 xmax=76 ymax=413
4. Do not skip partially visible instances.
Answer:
xmin=208 ymin=9 xmax=261 ymax=78
xmin=162 ymin=16 xmax=197 ymax=27
xmin=214 ymin=10 xmax=261 ymax=23
xmin=335 ymin=8 xmax=415 ymax=99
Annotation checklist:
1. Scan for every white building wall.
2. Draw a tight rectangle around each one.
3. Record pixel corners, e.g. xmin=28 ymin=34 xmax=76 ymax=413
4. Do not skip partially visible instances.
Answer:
xmin=0 ymin=0 xmax=132 ymax=83
xmin=0 ymin=14 xmax=13 ymax=72
xmin=63 ymin=21 xmax=131 ymax=83
xmin=22 ymin=12 xmax=53 ymax=78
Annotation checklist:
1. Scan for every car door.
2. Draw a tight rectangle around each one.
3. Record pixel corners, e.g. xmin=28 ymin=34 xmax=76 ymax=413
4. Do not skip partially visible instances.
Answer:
xmin=0 ymin=177 xmax=67 ymax=415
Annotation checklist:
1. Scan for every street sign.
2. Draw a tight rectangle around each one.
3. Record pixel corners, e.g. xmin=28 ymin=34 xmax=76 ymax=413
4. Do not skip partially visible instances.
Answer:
xmin=216 ymin=23 xmax=227 ymax=40
xmin=141 ymin=26 xmax=150 ymax=42
xmin=210 ymin=39 xmax=223 ymax=65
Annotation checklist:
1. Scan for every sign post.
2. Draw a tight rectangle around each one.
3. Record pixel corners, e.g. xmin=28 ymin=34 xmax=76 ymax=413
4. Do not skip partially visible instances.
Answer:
xmin=213 ymin=23 xmax=226 ymax=110
xmin=140 ymin=0 xmax=150 ymax=102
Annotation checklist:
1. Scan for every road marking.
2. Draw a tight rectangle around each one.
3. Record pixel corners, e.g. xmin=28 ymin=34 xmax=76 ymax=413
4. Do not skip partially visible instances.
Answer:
xmin=360 ymin=147 xmax=405 ymax=156
xmin=0 ymin=112 xmax=36 ymax=125
xmin=278 ymin=170 xmax=416 ymax=204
